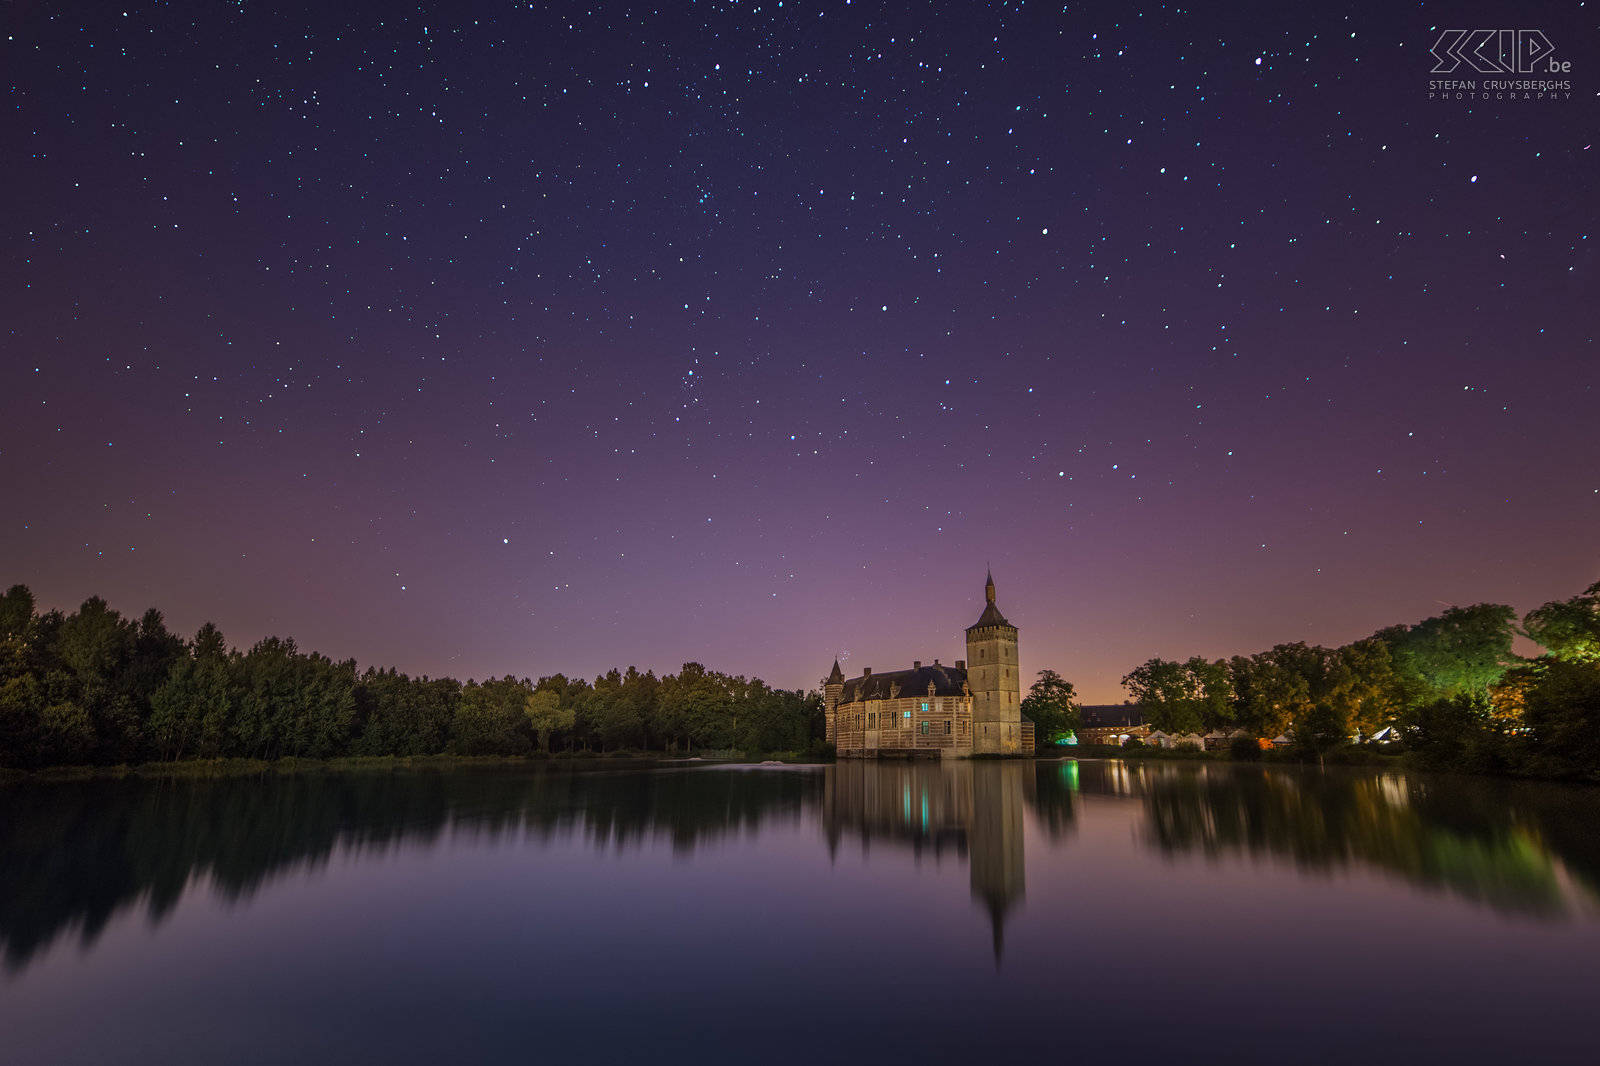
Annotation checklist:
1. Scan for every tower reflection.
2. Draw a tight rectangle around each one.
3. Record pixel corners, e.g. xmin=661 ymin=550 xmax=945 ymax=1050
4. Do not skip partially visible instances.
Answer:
xmin=822 ymin=760 xmax=1035 ymax=958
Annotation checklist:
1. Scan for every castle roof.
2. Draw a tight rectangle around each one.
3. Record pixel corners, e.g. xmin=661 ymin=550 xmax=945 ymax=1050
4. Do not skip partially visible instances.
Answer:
xmin=839 ymin=662 xmax=968 ymax=703
xmin=966 ymin=569 xmax=1014 ymax=631
xmin=826 ymin=659 xmax=845 ymax=684
xmin=967 ymin=601 xmax=1012 ymax=630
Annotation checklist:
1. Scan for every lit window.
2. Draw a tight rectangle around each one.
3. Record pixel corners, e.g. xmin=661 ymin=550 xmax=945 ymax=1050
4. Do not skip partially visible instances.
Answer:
xmin=921 ymin=721 xmax=930 ymax=736
xmin=903 ymin=710 xmax=912 ymax=718
xmin=921 ymin=701 xmax=929 ymax=713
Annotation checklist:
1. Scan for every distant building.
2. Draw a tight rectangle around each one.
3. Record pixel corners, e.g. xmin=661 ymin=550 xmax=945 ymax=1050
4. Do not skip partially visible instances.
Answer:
xmin=1076 ymin=704 xmax=1151 ymax=746
xmin=824 ymin=572 xmax=1034 ymax=757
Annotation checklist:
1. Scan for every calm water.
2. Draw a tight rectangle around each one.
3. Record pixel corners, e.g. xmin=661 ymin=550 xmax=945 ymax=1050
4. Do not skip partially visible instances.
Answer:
xmin=3 ymin=759 xmax=1599 ymax=1064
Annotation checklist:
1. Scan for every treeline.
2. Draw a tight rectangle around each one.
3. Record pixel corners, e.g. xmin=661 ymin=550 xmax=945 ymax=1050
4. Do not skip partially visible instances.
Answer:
xmin=0 ymin=585 xmax=824 ymax=769
xmin=1121 ymin=582 xmax=1600 ymax=780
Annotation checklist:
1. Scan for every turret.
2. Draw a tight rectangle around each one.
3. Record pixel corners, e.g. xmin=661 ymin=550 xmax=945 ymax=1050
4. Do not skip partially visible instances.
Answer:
xmin=823 ymin=658 xmax=845 ymax=743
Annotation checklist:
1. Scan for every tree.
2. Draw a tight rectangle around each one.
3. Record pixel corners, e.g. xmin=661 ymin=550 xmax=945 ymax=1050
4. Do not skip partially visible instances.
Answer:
xmin=1522 ymin=583 xmax=1600 ymax=663
xmin=0 ymin=584 xmax=36 ymax=664
xmin=0 ymin=673 xmax=46 ymax=768
xmin=598 ymin=694 xmax=646 ymax=751
xmin=148 ymin=622 xmax=237 ymax=761
xmin=56 ymin=597 xmax=142 ymax=763
xmin=1020 ymin=669 xmax=1081 ymax=743
xmin=1228 ymin=646 xmax=1315 ymax=739
xmin=736 ymin=681 xmax=817 ymax=754
xmin=0 ymin=586 xmax=43 ymax=767
xmin=1402 ymin=694 xmax=1506 ymax=774
xmin=1520 ymin=659 xmax=1600 ymax=780
xmin=659 ymin=662 xmax=731 ymax=751
xmin=622 ymin=667 xmax=663 ymax=749
xmin=1293 ymin=702 xmax=1348 ymax=758
xmin=525 ymin=688 xmax=574 ymax=754
xmin=532 ymin=674 xmax=589 ymax=751
xmin=452 ymin=676 xmax=534 ymax=755
xmin=352 ymin=668 xmax=458 ymax=757
xmin=56 ymin=597 xmax=133 ymax=685
xmin=1122 ymin=657 xmax=1231 ymax=735
xmin=1333 ymin=637 xmax=1404 ymax=736
xmin=1382 ymin=603 xmax=1518 ymax=704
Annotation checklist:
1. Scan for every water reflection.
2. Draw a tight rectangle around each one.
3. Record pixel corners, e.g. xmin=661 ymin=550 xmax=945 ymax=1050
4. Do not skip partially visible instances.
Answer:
xmin=0 ymin=762 xmax=821 ymax=973
xmin=821 ymin=761 xmax=1037 ymax=956
xmin=1070 ymin=760 xmax=1600 ymax=918
xmin=3 ymin=759 xmax=1600 ymax=977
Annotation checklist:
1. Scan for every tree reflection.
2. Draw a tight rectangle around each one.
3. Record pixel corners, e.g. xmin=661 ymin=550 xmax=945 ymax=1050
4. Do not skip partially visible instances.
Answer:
xmin=0 ymin=764 xmax=822 ymax=973
xmin=1122 ymin=762 xmax=1598 ymax=916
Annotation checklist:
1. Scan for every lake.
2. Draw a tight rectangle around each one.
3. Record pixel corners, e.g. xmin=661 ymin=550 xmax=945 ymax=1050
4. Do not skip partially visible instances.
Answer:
xmin=3 ymin=759 xmax=1598 ymax=1064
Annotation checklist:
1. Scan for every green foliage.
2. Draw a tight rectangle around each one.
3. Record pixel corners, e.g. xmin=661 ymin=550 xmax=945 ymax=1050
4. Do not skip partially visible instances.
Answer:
xmin=1122 ymin=656 xmax=1231 ymax=735
xmin=1402 ymin=696 xmax=1509 ymax=774
xmin=734 ymin=682 xmax=817 ymax=754
xmin=1292 ymin=702 xmax=1348 ymax=756
xmin=0 ymin=580 xmax=841 ymax=768
xmin=524 ymin=688 xmax=574 ymax=753
xmin=1229 ymin=646 xmax=1316 ymax=738
xmin=352 ymin=669 xmax=458 ymax=757
xmin=0 ymin=584 xmax=35 ymax=639
xmin=1520 ymin=660 xmax=1600 ymax=780
xmin=148 ymin=626 xmax=237 ymax=760
xmin=452 ymin=677 xmax=534 ymax=756
xmin=1383 ymin=603 xmax=1518 ymax=703
xmin=1334 ymin=637 xmax=1404 ymax=736
xmin=659 ymin=662 xmax=732 ymax=750
xmin=1522 ymin=583 xmax=1600 ymax=664
xmin=0 ymin=673 xmax=46 ymax=768
xmin=1020 ymin=669 xmax=1082 ymax=743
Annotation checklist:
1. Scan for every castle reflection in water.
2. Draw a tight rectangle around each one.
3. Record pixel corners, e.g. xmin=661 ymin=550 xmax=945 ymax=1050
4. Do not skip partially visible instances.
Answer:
xmin=5 ymin=758 xmax=1599 ymax=977
xmin=821 ymin=760 xmax=1033 ymax=957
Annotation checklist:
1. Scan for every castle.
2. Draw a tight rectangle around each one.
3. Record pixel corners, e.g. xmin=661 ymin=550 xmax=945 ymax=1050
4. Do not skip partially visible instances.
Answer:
xmin=823 ymin=572 xmax=1035 ymax=757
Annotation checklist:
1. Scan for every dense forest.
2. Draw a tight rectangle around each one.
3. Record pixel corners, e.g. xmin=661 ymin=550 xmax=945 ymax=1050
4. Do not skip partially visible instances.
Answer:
xmin=1120 ymin=582 xmax=1600 ymax=780
xmin=0 ymin=585 xmax=823 ymax=769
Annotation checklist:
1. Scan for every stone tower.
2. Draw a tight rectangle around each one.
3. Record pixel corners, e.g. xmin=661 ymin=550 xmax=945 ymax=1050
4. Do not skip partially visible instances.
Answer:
xmin=823 ymin=658 xmax=844 ymax=744
xmin=965 ymin=570 xmax=1023 ymax=754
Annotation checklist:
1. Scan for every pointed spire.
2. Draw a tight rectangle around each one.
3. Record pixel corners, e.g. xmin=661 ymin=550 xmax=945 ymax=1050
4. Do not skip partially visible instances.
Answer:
xmin=827 ymin=658 xmax=844 ymax=684
xmin=969 ymin=568 xmax=1012 ymax=631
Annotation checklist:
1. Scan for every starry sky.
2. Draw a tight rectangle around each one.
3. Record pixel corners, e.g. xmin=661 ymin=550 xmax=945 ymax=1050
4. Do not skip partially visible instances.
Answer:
xmin=4 ymin=0 xmax=1596 ymax=702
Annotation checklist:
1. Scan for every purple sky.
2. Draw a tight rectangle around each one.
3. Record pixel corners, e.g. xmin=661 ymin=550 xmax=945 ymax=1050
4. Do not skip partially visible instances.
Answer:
xmin=4 ymin=1 xmax=1595 ymax=702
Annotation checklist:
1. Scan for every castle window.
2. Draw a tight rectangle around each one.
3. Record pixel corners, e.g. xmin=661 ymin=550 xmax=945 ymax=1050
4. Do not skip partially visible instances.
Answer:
xmin=921 ymin=721 xmax=929 ymax=736
xmin=868 ymin=712 xmax=876 ymax=727
xmin=944 ymin=721 xmax=952 ymax=735
xmin=921 ymin=701 xmax=929 ymax=713
xmin=903 ymin=710 xmax=911 ymax=719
